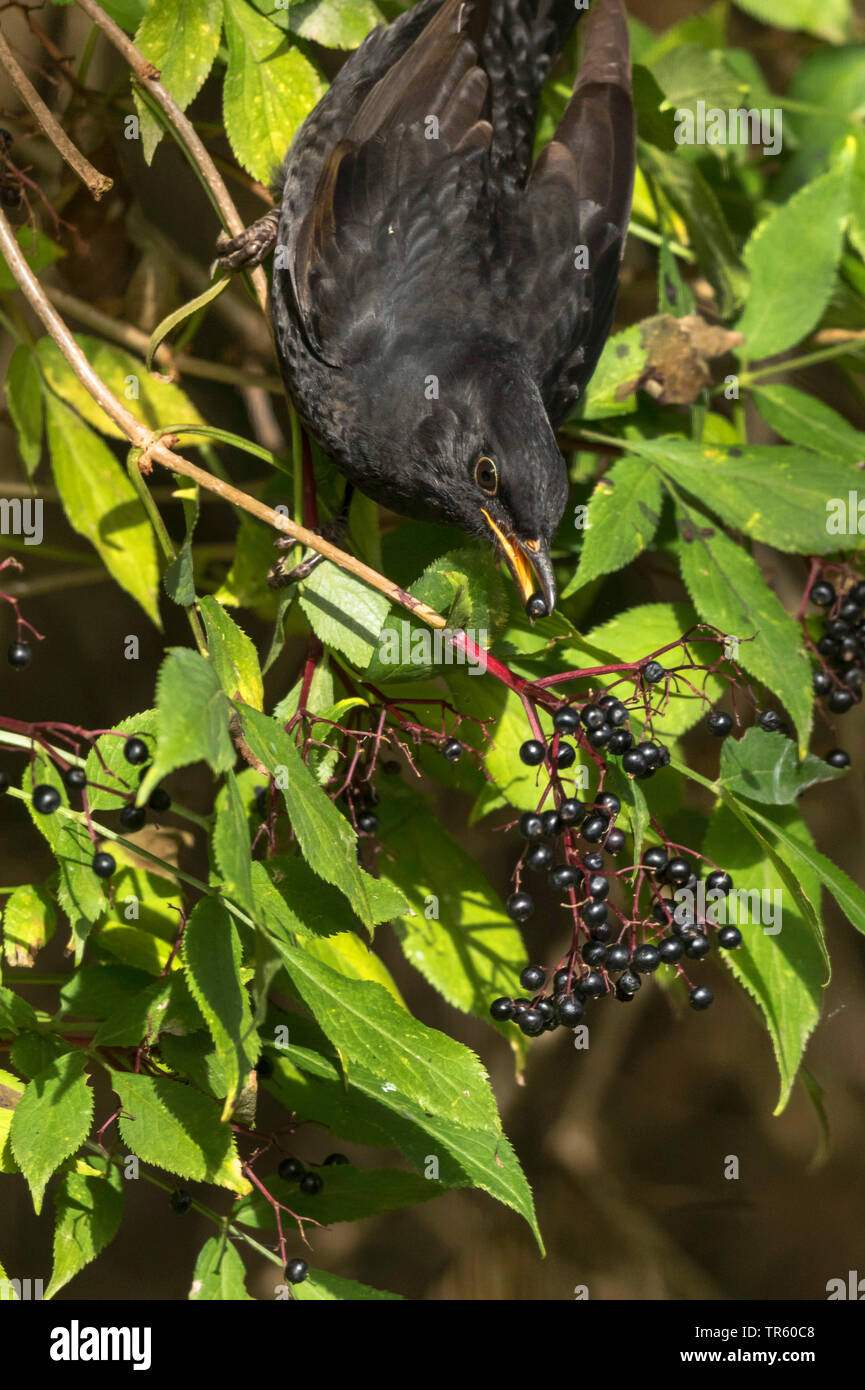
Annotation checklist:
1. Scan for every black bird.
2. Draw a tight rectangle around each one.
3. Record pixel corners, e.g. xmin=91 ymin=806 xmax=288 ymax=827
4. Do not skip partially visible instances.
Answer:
xmin=217 ymin=0 xmax=635 ymax=614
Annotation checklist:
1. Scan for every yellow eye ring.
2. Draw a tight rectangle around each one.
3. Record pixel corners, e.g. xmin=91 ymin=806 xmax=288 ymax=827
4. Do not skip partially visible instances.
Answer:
xmin=475 ymin=455 xmax=498 ymax=496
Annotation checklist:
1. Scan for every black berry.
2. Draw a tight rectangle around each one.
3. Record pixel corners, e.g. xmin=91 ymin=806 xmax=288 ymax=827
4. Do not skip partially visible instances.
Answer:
xmin=519 ymin=811 xmax=544 ymax=839
xmin=825 ymin=748 xmax=850 ymax=768
xmin=556 ymin=996 xmax=583 ymax=1027
xmin=608 ymin=729 xmax=633 ymax=754
xmin=287 ymin=1258 xmax=309 ymax=1284
xmin=63 ymin=766 xmax=87 ymax=791
xmin=632 ymin=944 xmax=661 ymax=973
xmin=556 ymin=742 xmax=576 ymax=769
xmin=490 ymin=997 xmax=514 ymax=1021
xmin=357 ymin=811 xmax=378 ymax=833
xmin=581 ymin=900 xmax=608 ymax=929
xmin=642 ymin=661 xmax=665 ymax=684
xmin=526 ymin=594 xmax=548 ymax=620
xmin=828 ymin=689 xmax=856 ymax=714
xmin=299 ymin=1173 xmax=323 ymax=1196
xmin=123 ymin=737 xmax=149 ymax=765
xmin=519 ymin=740 xmax=546 ymax=766
xmin=549 ymin=864 xmax=579 ymax=892
xmin=518 ymin=1008 xmax=544 ymax=1036
xmin=119 ymin=803 xmax=146 ymax=831
xmin=689 ymin=985 xmax=714 ymax=1011
xmin=758 ymin=710 xmax=783 ymax=732
xmin=553 ymin=707 xmax=580 ymax=733
xmin=170 ymin=1190 xmax=191 ymax=1214
xmin=666 ymin=856 xmax=691 ymax=884
xmin=587 ymin=874 xmax=610 ymax=900
xmin=519 ymin=964 xmax=545 ymax=992
xmin=541 ymin=809 xmax=562 ymax=837
xmin=606 ymin=701 xmax=628 ymax=727
xmin=657 ymin=936 xmax=683 ymax=963
xmin=582 ymin=852 xmax=604 ymax=872
xmin=580 ymin=706 xmax=606 ymax=730
xmin=707 ymin=711 xmax=733 ymax=737
xmin=148 ymin=787 xmax=171 ymax=812
xmin=577 ymin=971 xmax=607 ymax=999
xmin=582 ymin=815 xmax=608 ymax=843
xmin=559 ymin=798 xmax=586 ymax=826
xmin=684 ymin=932 xmax=711 ymax=959
xmin=718 ymin=926 xmax=742 ymax=949
xmin=525 ymin=842 xmax=554 ymax=871
xmin=323 ymin=1153 xmax=350 ymax=1165
xmin=443 ymin=739 xmax=463 ymax=762
xmin=605 ymin=829 xmax=626 ymax=854
xmin=813 ymin=670 xmax=833 ymax=696
xmin=506 ymin=892 xmax=534 ymax=923
xmin=706 ymin=870 xmax=733 ymax=894
xmin=278 ymin=1157 xmax=305 ymax=1182
xmin=7 ymin=641 xmax=31 ymax=669
xmin=587 ymin=724 xmax=612 ymax=748
xmin=622 ymin=749 xmax=647 ymax=776
xmin=617 ymin=970 xmax=641 ymax=996
xmin=32 ymin=784 xmax=61 ymax=815
xmin=92 ymin=851 xmax=116 ymax=879
xmin=582 ymin=941 xmax=607 ymax=967
xmin=605 ymin=944 xmax=630 ymax=972
xmin=642 ymin=846 xmax=669 ymax=874
xmin=809 ymin=581 xmax=835 ymax=607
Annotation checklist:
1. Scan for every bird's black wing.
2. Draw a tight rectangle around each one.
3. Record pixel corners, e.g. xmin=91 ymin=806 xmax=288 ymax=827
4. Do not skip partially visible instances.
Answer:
xmin=504 ymin=0 xmax=635 ymax=427
xmin=285 ymin=0 xmax=495 ymax=368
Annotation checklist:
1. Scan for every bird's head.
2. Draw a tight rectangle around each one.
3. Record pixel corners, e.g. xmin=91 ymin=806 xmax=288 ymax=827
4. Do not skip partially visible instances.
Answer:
xmin=365 ymin=339 xmax=569 ymax=614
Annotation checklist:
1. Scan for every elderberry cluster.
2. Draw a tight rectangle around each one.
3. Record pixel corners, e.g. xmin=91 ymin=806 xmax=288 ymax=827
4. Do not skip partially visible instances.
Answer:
xmin=491 ymin=841 xmax=740 ymax=1035
xmin=807 ymin=575 xmax=865 ymax=768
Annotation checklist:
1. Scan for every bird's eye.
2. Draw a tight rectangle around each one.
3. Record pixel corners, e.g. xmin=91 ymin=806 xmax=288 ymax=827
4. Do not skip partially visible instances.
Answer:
xmin=474 ymin=456 xmax=498 ymax=496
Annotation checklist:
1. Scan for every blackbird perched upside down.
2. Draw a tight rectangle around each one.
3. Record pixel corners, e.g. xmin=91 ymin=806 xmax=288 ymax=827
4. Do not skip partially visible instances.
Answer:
xmin=216 ymin=0 xmax=635 ymax=615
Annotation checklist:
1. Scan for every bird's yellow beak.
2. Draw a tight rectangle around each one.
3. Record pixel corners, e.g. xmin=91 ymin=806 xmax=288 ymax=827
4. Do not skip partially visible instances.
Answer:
xmin=481 ymin=509 xmax=557 ymax=616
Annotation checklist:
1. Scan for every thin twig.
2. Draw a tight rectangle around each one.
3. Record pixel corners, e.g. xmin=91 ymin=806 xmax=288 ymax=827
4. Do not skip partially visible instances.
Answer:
xmin=0 ymin=29 xmax=112 ymax=199
xmin=74 ymin=0 xmax=268 ymax=313
xmin=0 ymin=204 xmax=448 ymax=630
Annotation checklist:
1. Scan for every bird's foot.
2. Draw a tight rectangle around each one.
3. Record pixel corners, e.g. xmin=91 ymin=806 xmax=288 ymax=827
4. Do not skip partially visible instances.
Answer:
xmin=266 ymin=514 xmax=351 ymax=589
xmin=212 ymin=209 xmax=280 ymax=274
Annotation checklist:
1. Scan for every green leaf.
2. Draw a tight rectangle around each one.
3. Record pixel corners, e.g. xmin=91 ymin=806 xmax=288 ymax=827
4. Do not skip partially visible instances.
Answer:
xmin=672 ymin=500 xmax=813 ymax=751
xmin=238 ymin=1164 xmax=443 ymax=1228
xmin=735 ymin=145 xmax=855 ymax=360
xmin=199 ymin=595 xmax=263 ymax=709
xmin=705 ymin=802 xmax=825 ymax=1111
xmin=563 ymin=456 xmax=663 ymax=596
xmin=0 ymin=986 xmax=38 ymax=1036
xmin=293 ymin=1268 xmax=402 ymax=1301
xmin=213 ymin=771 xmax=255 ymax=913
xmin=639 ymin=143 xmax=748 ymax=317
xmin=299 ymin=560 xmax=392 ymax=670
xmin=0 ymin=226 xmax=63 ymax=292
xmin=267 ymin=941 xmax=500 ymax=1133
xmin=268 ymin=1039 xmax=541 ymax=1247
xmin=134 ymin=0 xmax=223 ymax=161
xmin=45 ymin=1164 xmax=124 ymax=1299
xmin=732 ymin=0 xmax=853 ymax=43
xmin=720 ymin=728 xmax=847 ymax=804
xmin=652 ymin=45 xmax=751 ymax=123
xmin=113 ymin=1071 xmax=249 ymax=1193
xmin=5 ymin=345 xmax=43 ymax=477
xmin=189 ymin=1236 xmax=253 ymax=1300
xmin=10 ymin=1053 xmax=93 ymax=1214
xmin=83 ymin=709 xmax=159 ymax=812
xmin=93 ymin=974 xmax=202 ymax=1047
xmin=2 ymin=882 xmax=56 ymax=968
xmin=375 ymin=789 xmax=527 ymax=1029
xmin=0 ymin=1068 xmax=25 ymax=1173
xmin=751 ymin=385 xmax=865 ymax=465
xmin=44 ymin=393 xmax=160 ymax=625
xmin=182 ymin=897 xmax=258 ymax=1120
xmin=22 ymin=754 xmax=108 ymax=936
xmin=223 ymin=0 xmax=325 ymax=184
xmin=280 ymin=0 xmax=385 ymax=48
xmin=731 ymin=800 xmax=865 ymax=941
xmin=235 ymin=703 xmax=408 ymax=928
xmin=579 ymin=324 xmax=644 ymax=419
xmin=37 ymin=335 xmax=204 ymax=440
xmin=138 ymin=648 xmax=235 ymax=801
xmin=640 ymin=437 xmax=857 ymax=554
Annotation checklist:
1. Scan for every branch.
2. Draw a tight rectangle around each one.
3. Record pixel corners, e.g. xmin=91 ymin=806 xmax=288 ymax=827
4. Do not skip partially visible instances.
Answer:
xmin=74 ymin=0 xmax=268 ymax=314
xmin=0 ymin=29 xmax=112 ymax=199
xmin=0 ymin=203 xmax=448 ymax=631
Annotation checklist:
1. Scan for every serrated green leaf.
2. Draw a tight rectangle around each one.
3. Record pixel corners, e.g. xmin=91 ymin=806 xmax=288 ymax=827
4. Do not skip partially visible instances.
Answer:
xmin=238 ymin=1164 xmax=443 ymax=1228
xmin=751 ymin=385 xmax=865 ymax=465
xmin=133 ymin=0 xmax=223 ymax=161
xmin=735 ymin=145 xmax=854 ymax=360
xmin=299 ymin=560 xmax=392 ymax=670
xmin=5 ymin=344 xmax=43 ymax=478
xmin=2 ymin=882 xmax=56 ymax=968
xmin=0 ymin=987 xmax=38 ymax=1036
xmin=732 ymin=0 xmax=852 ymax=43
xmin=268 ymin=940 xmax=500 ymax=1133
xmin=223 ymin=0 xmax=325 ymax=183
xmin=199 ymin=595 xmax=263 ymax=709
xmin=44 ymin=393 xmax=160 ymax=625
xmin=579 ymin=324 xmax=644 ymax=420
xmin=213 ymin=771 xmax=255 ymax=912
xmin=563 ymin=456 xmax=662 ymax=596
xmin=641 ymin=437 xmax=857 ymax=554
xmin=83 ymin=709 xmax=159 ymax=813
xmin=0 ymin=1068 xmax=25 ymax=1173
xmin=720 ymin=727 xmax=847 ymax=804
xmin=45 ymin=1165 xmax=124 ymax=1299
xmin=293 ymin=1268 xmax=402 ymax=1301
xmin=189 ymin=1236 xmax=253 ymax=1300
xmin=182 ymin=897 xmax=258 ymax=1119
xmin=37 ymin=335 xmax=204 ymax=441
xmin=235 ymin=703 xmax=408 ymax=928
xmin=672 ymin=500 xmax=813 ymax=750
xmin=139 ymin=649 xmax=235 ymax=802
xmin=10 ymin=1053 xmax=93 ymax=1214
xmin=113 ymin=1071 xmax=249 ymax=1193
xmin=375 ymin=789 xmax=527 ymax=1030
xmin=279 ymin=0 xmax=385 ymax=48
xmin=705 ymin=802 xmax=825 ymax=1111
xmin=93 ymin=972 xmax=202 ymax=1047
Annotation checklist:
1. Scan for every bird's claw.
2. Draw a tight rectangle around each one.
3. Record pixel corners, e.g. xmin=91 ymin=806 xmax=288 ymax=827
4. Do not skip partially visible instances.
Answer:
xmin=212 ymin=209 xmax=280 ymax=275
xmin=266 ymin=514 xmax=351 ymax=589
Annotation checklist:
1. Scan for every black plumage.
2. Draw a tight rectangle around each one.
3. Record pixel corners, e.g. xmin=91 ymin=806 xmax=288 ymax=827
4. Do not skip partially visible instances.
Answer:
xmin=224 ymin=0 xmax=635 ymax=613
